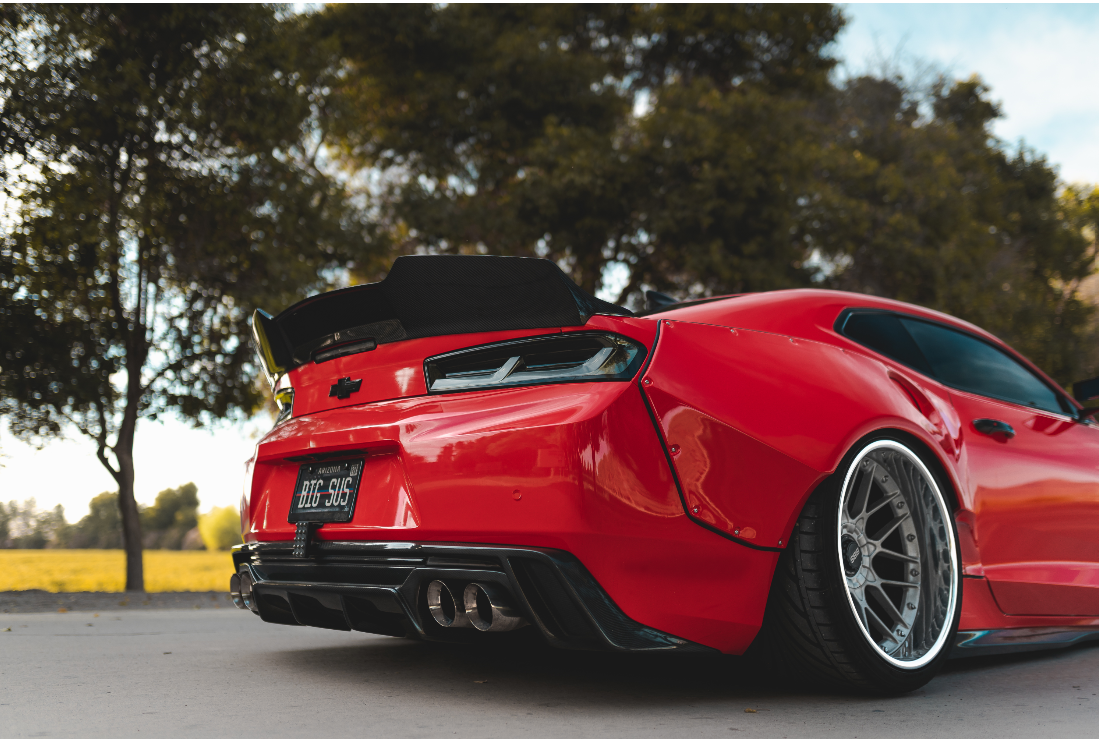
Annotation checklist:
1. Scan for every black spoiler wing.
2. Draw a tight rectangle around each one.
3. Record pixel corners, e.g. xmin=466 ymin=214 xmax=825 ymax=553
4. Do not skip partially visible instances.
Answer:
xmin=252 ymin=255 xmax=632 ymax=378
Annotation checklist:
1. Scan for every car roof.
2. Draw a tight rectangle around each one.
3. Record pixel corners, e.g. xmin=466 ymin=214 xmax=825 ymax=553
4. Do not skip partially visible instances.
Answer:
xmin=648 ymin=288 xmax=992 ymax=340
xmin=646 ymin=289 xmax=1072 ymax=403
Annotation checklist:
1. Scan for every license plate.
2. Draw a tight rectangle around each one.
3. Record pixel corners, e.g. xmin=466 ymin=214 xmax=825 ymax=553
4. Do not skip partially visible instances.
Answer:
xmin=288 ymin=458 xmax=364 ymax=523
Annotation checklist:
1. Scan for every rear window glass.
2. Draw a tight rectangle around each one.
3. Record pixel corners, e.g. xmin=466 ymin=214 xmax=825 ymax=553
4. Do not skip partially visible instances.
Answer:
xmin=899 ymin=318 xmax=1065 ymax=414
xmin=841 ymin=313 xmax=932 ymax=375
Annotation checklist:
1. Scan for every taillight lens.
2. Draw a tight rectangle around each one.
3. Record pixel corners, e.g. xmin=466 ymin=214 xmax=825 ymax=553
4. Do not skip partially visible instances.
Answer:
xmin=425 ymin=333 xmax=645 ymax=394
xmin=274 ymin=387 xmax=294 ymax=424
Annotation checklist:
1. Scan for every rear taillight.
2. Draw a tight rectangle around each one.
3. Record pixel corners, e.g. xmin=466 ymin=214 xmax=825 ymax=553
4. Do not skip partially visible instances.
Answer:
xmin=425 ymin=333 xmax=645 ymax=394
xmin=274 ymin=386 xmax=294 ymax=424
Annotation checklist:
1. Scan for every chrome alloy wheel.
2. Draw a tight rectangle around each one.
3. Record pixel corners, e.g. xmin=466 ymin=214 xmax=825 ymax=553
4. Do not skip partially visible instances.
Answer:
xmin=838 ymin=441 xmax=958 ymax=669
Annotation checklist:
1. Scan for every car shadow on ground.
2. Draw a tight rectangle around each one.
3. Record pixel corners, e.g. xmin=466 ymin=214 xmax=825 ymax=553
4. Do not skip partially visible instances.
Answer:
xmin=266 ymin=630 xmax=794 ymax=705
xmin=941 ymin=642 xmax=1099 ymax=675
xmin=261 ymin=627 xmax=1099 ymax=707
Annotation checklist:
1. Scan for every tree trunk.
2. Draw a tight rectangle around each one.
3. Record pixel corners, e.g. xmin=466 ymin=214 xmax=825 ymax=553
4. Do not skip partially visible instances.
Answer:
xmin=114 ymin=438 xmax=145 ymax=592
xmin=114 ymin=315 xmax=148 ymax=592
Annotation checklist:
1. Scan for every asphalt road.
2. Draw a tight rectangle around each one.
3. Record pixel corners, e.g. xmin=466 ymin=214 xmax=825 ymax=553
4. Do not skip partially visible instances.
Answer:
xmin=1 ymin=608 xmax=1097 ymax=738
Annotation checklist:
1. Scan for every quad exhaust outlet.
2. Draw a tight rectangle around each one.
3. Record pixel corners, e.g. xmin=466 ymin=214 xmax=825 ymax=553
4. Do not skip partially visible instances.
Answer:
xmin=426 ymin=580 xmax=526 ymax=632
xmin=426 ymin=580 xmax=471 ymax=628
xmin=230 ymin=570 xmax=259 ymax=614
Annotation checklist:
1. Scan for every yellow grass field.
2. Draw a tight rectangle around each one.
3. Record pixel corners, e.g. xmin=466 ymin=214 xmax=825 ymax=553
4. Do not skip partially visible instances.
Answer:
xmin=0 ymin=550 xmax=235 ymax=592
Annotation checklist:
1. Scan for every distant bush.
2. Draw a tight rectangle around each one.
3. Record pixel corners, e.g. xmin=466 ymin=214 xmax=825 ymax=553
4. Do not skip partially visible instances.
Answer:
xmin=0 ymin=499 xmax=69 ymax=548
xmin=1 ymin=484 xmax=204 ymax=549
xmin=141 ymin=483 xmax=199 ymax=549
xmin=198 ymin=506 xmax=241 ymax=551
xmin=64 ymin=492 xmax=123 ymax=549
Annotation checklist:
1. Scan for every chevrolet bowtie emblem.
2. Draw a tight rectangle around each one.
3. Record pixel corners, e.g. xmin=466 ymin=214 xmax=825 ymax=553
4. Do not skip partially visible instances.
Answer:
xmin=329 ymin=377 xmax=363 ymax=400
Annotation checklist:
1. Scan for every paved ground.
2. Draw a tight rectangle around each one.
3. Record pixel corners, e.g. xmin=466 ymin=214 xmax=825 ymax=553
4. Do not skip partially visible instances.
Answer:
xmin=1 ymin=607 xmax=1097 ymax=738
xmin=0 ymin=590 xmax=235 ymax=613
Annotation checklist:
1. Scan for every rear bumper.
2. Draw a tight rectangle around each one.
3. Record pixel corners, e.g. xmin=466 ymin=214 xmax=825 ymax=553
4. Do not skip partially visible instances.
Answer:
xmin=233 ymin=541 xmax=715 ymax=653
xmin=244 ymin=381 xmax=781 ymax=653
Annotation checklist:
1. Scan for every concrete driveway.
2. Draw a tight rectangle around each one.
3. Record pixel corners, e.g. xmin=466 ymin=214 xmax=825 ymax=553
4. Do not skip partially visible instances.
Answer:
xmin=1 ymin=608 xmax=1096 ymax=737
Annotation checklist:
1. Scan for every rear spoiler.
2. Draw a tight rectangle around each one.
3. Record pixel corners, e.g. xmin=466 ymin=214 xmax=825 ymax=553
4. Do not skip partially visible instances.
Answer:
xmin=251 ymin=255 xmax=632 ymax=380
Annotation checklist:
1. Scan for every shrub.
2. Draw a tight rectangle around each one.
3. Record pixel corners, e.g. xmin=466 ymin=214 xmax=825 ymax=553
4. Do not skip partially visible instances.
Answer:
xmin=198 ymin=506 xmax=242 ymax=551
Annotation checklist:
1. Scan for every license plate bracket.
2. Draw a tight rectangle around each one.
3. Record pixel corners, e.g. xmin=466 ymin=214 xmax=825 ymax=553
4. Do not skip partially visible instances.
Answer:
xmin=288 ymin=458 xmax=364 ymax=523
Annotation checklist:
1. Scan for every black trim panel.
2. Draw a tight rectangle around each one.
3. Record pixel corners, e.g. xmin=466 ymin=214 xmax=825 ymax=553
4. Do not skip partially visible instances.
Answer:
xmin=951 ymin=626 xmax=1099 ymax=658
xmin=256 ymin=255 xmax=633 ymax=372
xmin=233 ymin=541 xmax=714 ymax=653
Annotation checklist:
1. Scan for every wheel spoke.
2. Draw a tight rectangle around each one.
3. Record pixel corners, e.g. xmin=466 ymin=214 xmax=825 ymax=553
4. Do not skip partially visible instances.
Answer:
xmin=864 ymin=604 xmax=897 ymax=642
xmin=869 ymin=511 xmax=911 ymax=542
xmin=865 ymin=489 xmax=902 ymax=519
xmin=877 ymin=578 xmax=919 ymax=590
xmin=867 ymin=584 xmax=910 ymax=629
xmin=875 ymin=547 xmax=920 ymax=564
xmin=848 ymin=465 xmax=874 ymax=518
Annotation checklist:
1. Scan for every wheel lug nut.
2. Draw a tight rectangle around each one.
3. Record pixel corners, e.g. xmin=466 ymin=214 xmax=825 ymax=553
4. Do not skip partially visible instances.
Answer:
xmin=910 ymin=569 xmax=920 ymax=577
xmin=907 ymin=603 xmax=916 ymax=610
xmin=907 ymin=534 xmax=916 ymax=541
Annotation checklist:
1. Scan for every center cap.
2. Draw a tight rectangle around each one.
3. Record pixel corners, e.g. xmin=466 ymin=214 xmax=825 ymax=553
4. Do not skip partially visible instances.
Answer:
xmin=841 ymin=536 xmax=863 ymax=576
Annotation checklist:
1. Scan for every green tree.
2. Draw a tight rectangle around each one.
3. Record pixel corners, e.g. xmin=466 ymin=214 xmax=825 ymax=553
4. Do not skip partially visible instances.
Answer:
xmin=810 ymin=75 xmax=1099 ymax=384
xmin=67 ymin=491 xmax=123 ymax=549
xmin=0 ymin=6 xmax=363 ymax=588
xmin=198 ymin=505 xmax=241 ymax=550
xmin=0 ymin=501 xmax=9 ymax=546
xmin=0 ymin=499 xmax=68 ymax=548
xmin=141 ymin=482 xmax=199 ymax=549
xmin=317 ymin=3 xmax=844 ymax=298
xmin=317 ymin=3 xmax=1097 ymax=382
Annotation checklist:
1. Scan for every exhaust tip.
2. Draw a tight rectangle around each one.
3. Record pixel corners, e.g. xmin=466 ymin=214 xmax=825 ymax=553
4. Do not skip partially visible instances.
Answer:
xmin=426 ymin=580 xmax=470 ymax=628
xmin=462 ymin=582 xmax=526 ymax=632
xmin=229 ymin=573 xmax=245 ymax=609
xmin=239 ymin=571 xmax=259 ymax=614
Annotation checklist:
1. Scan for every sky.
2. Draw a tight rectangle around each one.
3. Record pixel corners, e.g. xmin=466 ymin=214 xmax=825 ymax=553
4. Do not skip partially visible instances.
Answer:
xmin=837 ymin=3 xmax=1099 ymax=186
xmin=3 ymin=3 xmax=1099 ymax=522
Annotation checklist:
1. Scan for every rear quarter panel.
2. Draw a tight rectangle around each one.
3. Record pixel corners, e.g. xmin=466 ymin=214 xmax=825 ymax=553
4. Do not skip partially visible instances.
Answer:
xmin=641 ymin=317 xmax=964 ymax=549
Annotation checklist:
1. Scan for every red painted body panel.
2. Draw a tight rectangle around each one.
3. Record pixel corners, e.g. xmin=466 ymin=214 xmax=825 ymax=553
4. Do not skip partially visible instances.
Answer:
xmin=242 ymin=288 xmax=1099 ymax=652
xmin=639 ymin=319 xmax=960 ymax=548
xmin=246 ymin=378 xmax=776 ymax=653
xmin=959 ymin=577 xmax=1099 ymax=630
xmin=287 ymin=328 xmax=566 ymax=418
xmin=947 ymin=389 xmax=1099 ymax=615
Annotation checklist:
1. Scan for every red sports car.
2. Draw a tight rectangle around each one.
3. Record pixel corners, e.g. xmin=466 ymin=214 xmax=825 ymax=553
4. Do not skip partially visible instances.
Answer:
xmin=230 ymin=255 xmax=1099 ymax=694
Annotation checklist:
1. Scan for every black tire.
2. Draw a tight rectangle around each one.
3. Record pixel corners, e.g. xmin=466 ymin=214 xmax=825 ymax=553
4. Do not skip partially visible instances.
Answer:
xmin=753 ymin=433 xmax=962 ymax=695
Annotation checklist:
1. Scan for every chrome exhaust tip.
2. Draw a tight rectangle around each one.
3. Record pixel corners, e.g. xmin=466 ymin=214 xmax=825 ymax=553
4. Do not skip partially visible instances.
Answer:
xmin=239 ymin=571 xmax=259 ymax=615
xmin=462 ymin=582 xmax=526 ymax=632
xmin=426 ymin=580 xmax=471 ymax=628
xmin=229 ymin=573 xmax=245 ymax=609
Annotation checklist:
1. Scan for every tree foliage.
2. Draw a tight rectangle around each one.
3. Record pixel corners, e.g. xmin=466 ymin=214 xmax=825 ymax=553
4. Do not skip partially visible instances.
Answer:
xmin=0 ymin=483 xmax=205 ymax=550
xmin=140 ymin=482 xmax=199 ymax=549
xmin=0 ymin=499 xmax=67 ymax=548
xmin=812 ymin=76 xmax=1099 ymax=384
xmin=316 ymin=3 xmax=1098 ymax=384
xmin=0 ymin=5 xmax=365 ymax=587
xmin=198 ymin=505 xmax=241 ymax=551
xmin=318 ymin=4 xmax=844 ymax=295
xmin=67 ymin=491 xmax=123 ymax=549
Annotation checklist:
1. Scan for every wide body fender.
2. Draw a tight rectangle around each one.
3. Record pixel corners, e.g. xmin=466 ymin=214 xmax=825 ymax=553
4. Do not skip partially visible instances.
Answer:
xmin=640 ymin=319 xmax=966 ymax=551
